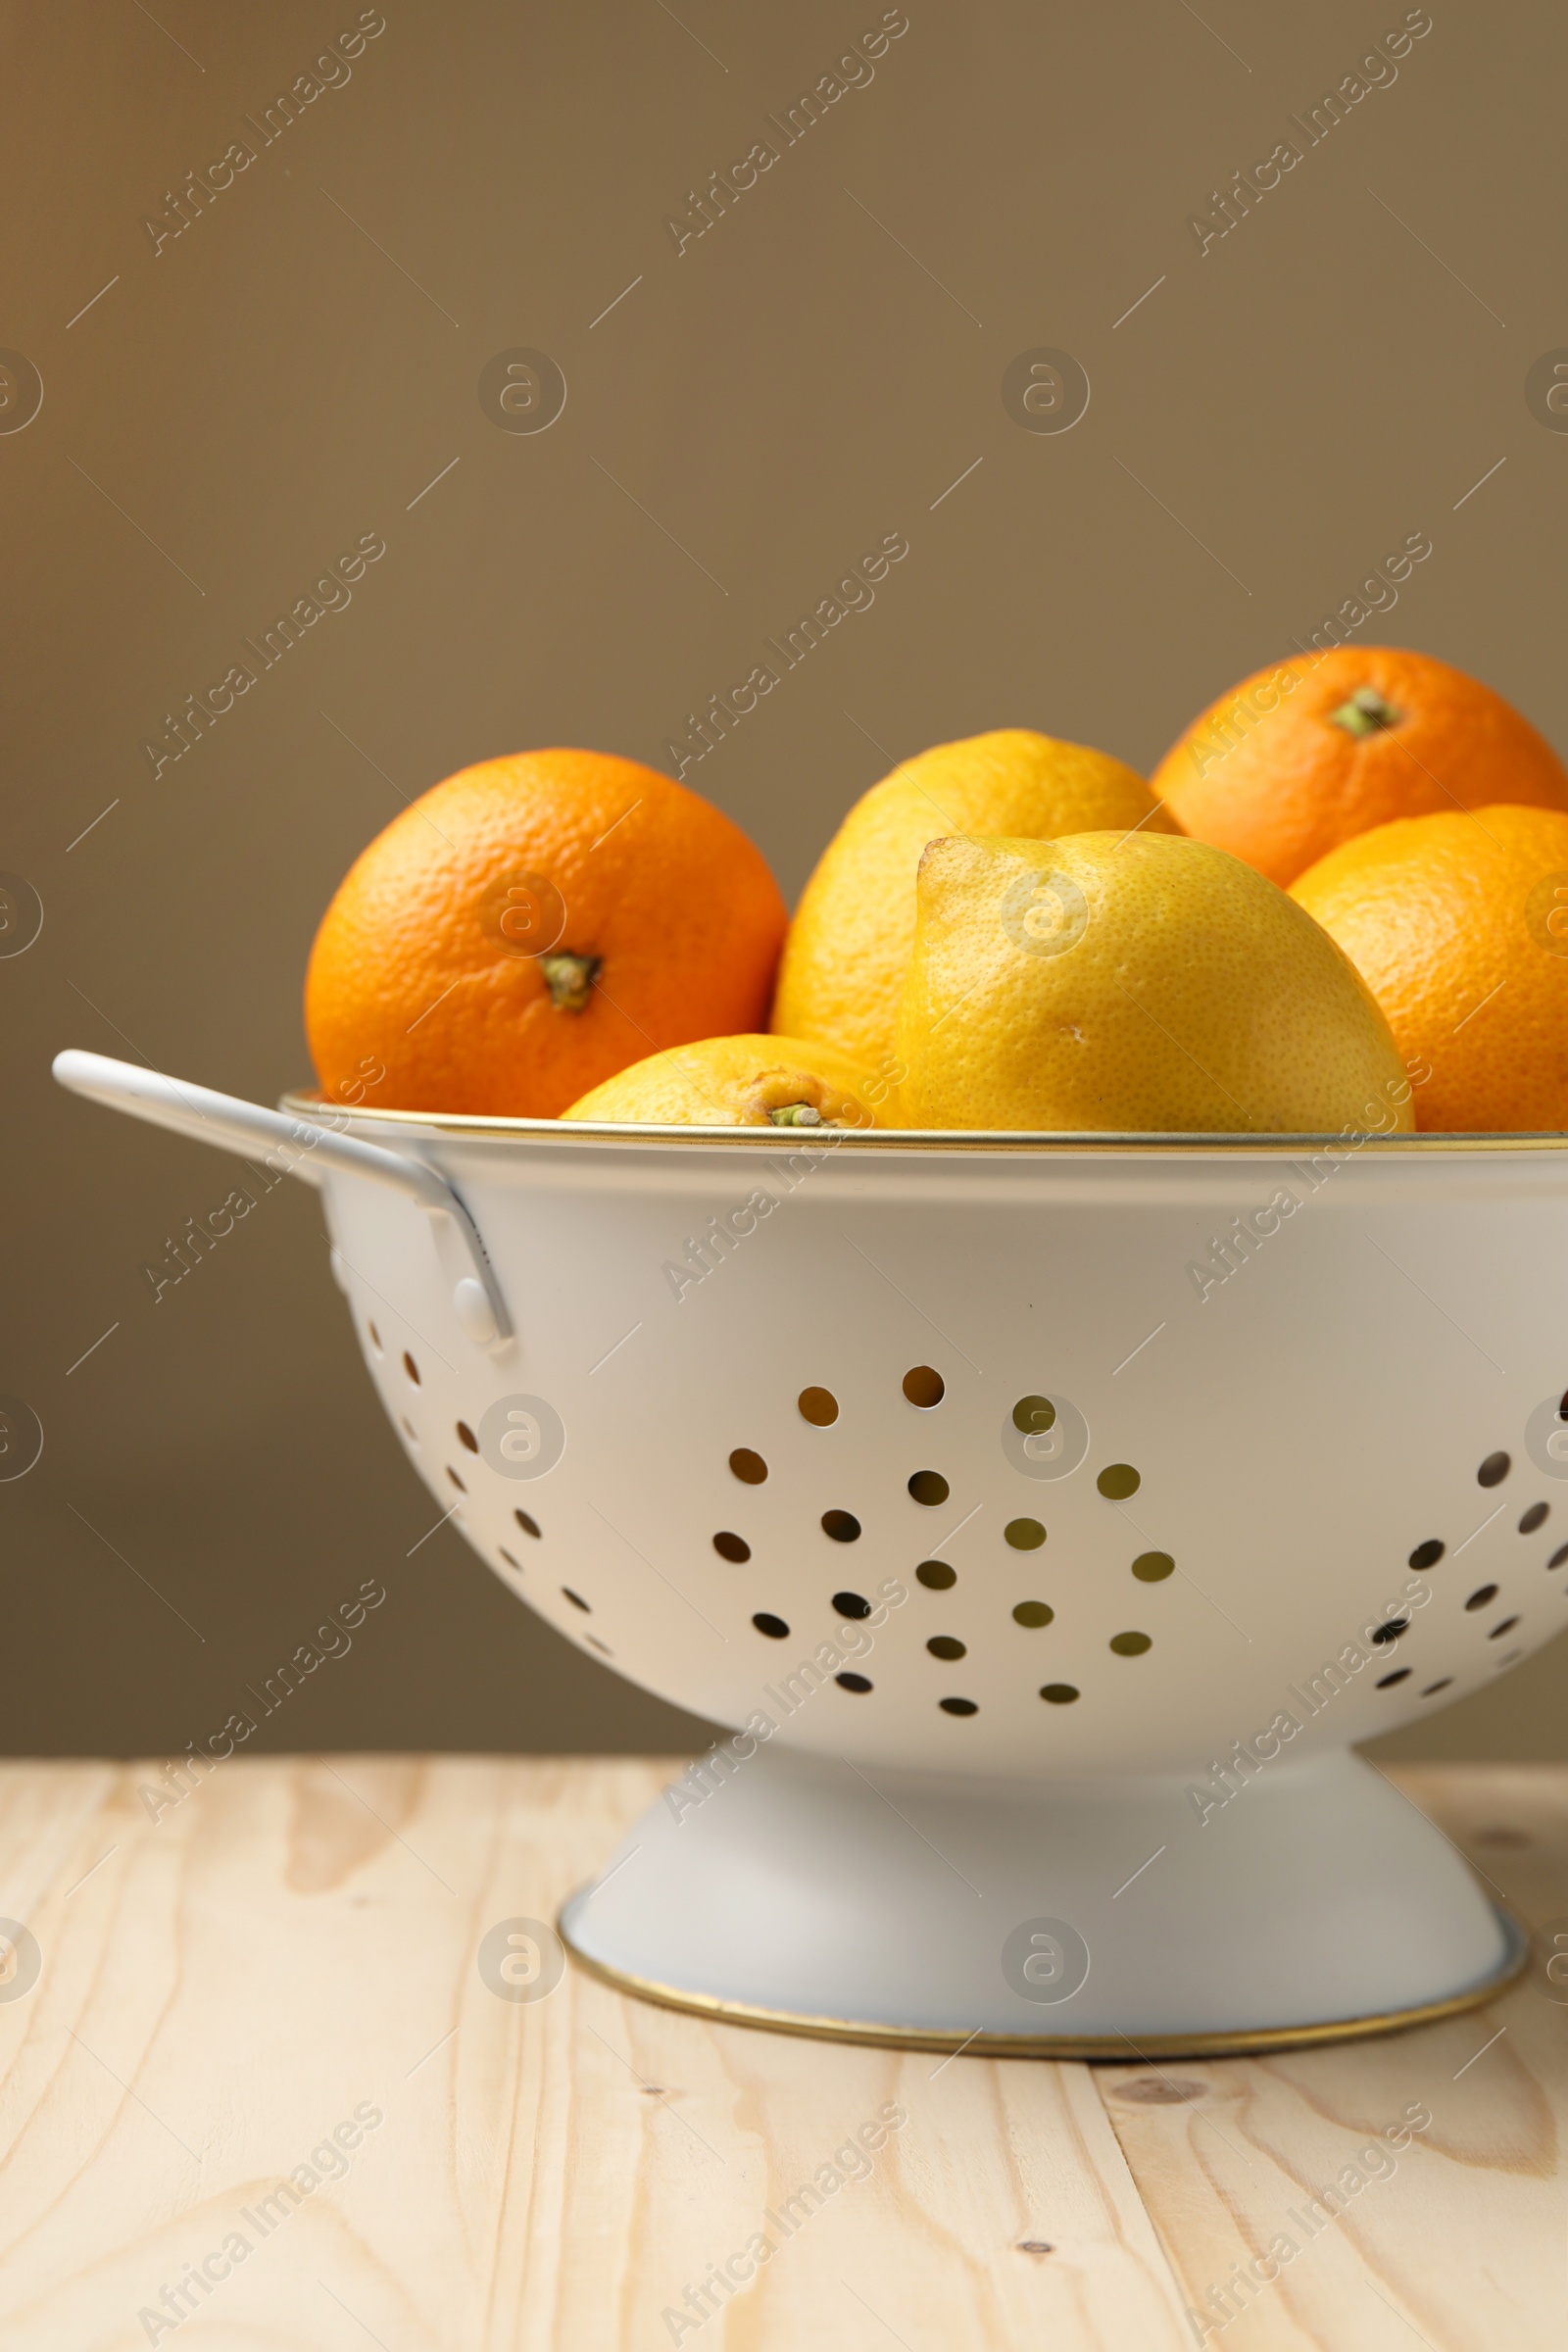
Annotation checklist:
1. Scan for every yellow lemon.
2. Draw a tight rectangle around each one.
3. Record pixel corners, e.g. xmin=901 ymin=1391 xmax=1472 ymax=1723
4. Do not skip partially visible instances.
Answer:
xmin=772 ymin=729 xmax=1173 ymax=1071
xmin=562 ymin=1033 xmax=893 ymax=1128
xmin=897 ymin=833 xmax=1412 ymax=1133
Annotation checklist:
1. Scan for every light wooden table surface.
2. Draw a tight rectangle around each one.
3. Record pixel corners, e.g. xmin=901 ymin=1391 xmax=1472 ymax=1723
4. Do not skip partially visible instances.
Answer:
xmin=1 ymin=1756 xmax=1563 ymax=2350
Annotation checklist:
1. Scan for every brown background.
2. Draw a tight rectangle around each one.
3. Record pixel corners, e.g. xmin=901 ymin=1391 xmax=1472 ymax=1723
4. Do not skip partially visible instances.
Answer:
xmin=4 ymin=0 xmax=1565 ymax=1763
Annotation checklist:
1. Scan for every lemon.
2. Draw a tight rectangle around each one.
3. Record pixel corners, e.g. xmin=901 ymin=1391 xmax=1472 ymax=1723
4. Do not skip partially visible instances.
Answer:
xmin=772 ymin=729 xmax=1171 ymax=1071
xmin=561 ymin=1034 xmax=892 ymax=1128
xmin=897 ymin=833 xmax=1412 ymax=1133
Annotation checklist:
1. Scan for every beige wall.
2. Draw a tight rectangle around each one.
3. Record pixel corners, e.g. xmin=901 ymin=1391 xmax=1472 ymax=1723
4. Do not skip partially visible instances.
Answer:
xmin=5 ymin=0 xmax=1566 ymax=1761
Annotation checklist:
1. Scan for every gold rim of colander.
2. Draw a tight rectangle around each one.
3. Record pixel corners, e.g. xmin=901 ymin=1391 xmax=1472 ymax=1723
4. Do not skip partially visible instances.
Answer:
xmin=281 ymin=1093 xmax=1568 ymax=1155
xmin=556 ymin=1901 xmax=1528 ymax=2060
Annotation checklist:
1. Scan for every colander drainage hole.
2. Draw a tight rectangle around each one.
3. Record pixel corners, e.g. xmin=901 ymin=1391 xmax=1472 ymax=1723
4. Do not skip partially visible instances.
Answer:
xmin=457 ymin=1421 xmax=478 ymax=1453
xmin=939 ymin=1696 xmax=978 ymax=1716
xmin=1408 ymin=1539 xmax=1445 ymax=1570
xmin=1549 ymin=1544 xmax=1568 ymax=1571
xmin=1109 ymin=1632 xmax=1152 ymax=1656
xmin=713 ymin=1533 xmax=751 ymax=1563
xmin=514 ymin=1508 xmax=541 ymax=1540
xmin=832 ymin=1591 xmax=871 ymax=1619
xmin=799 ymin=1387 xmax=839 ymax=1427
xmin=446 ymin=1468 xmax=466 ymax=1493
xmin=1376 ymin=1668 xmax=1411 ymax=1689
xmin=1004 ymin=1519 xmax=1046 ymax=1550
xmin=1012 ymin=1601 xmax=1054 ymax=1628
xmin=1132 ymin=1552 xmax=1174 ymax=1583
xmin=822 ymin=1510 xmax=861 ymax=1542
xmin=916 ymin=1561 xmax=956 ymax=1590
xmin=1465 ymin=1585 xmax=1499 ymax=1611
xmin=1098 ymin=1464 xmax=1140 ymax=1499
xmin=403 ymin=1351 xmax=420 ymax=1386
xmin=1370 ymin=1617 xmax=1410 ymax=1644
xmin=1040 ymin=1684 xmax=1080 ymax=1705
xmin=563 ymin=1588 xmax=591 ymax=1613
xmin=1421 ymin=1678 xmax=1453 ymax=1697
xmin=367 ymin=1322 xmax=382 ymax=1354
xmin=1490 ymin=1616 xmax=1521 ymax=1639
xmin=730 ymin=1448 xmax=768 ymax=1485
xmin=498 ymin=1547 xmax=521 ymax=1571
xmin=927 ymin=1636 xmax=966 ymax=1660
xmin=836 ymin=1673 xmax=872 ymax=1693
xmin=1519 ymin=1502 xmax=1549 ymax=1534
xmin=586 ymin=1637 xmax=613 ymax=1657
xmin=908 ymin=1471 xmax=949 ymax=1507
xmin=903 ymin=1366 xmax=945 ymax=1408
xmin=753 ymin=1612 xmax=789 ymax=1639
xmin=401 ymin=1419 xmax=419 ymax=1446
xmin=1478 ymin=1451 xmax=1510 ymax=1487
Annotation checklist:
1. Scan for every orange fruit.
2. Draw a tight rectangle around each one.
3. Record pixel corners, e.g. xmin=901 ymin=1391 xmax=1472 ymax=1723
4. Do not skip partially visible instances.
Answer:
xmin=306 ymin=750 xmax=786 ymax=1118
xmin=1154 ymin=648 xmax=1568 ymax=887
xmin=1291 ymin=805 xmax=1568 ymax=1131
xmin=563 ymin=1034 xmax=893 ymax=1127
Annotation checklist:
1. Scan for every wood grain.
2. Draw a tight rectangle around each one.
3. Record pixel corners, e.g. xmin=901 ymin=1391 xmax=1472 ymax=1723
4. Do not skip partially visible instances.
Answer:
xmin=1097 ymin=1765 xmax=1568 ymax=2351
xmin=0 ymin=1757 xmax=1559 ymax=2349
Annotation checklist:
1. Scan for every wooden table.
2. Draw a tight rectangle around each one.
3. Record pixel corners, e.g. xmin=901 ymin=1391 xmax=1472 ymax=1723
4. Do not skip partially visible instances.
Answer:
xmin=1 ymin=1757 xmax=1562 ymax=2349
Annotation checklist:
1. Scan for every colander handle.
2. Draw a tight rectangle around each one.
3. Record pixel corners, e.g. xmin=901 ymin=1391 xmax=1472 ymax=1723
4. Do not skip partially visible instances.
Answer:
xmin=51 ymin=1050 xmax=513 ymax=1350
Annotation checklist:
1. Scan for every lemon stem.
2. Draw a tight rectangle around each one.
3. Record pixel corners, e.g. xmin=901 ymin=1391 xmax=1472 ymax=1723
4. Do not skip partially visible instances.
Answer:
xmin=539 ymin=952 xmax=600 ymax=1011
xmin=769 ymin=1102 xmax=823 ymax=1127
xmin=1329 ymin=687 xmax=1403 ymax=737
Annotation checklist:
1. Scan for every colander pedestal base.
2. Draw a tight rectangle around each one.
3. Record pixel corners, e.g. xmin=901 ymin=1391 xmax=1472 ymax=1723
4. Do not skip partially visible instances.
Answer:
xmin=560 ymin=1744 xmax=1521 ymax=2056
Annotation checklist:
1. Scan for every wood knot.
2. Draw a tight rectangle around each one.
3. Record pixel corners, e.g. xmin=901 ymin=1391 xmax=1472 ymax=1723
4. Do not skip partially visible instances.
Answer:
xmin=1114 ymin=2076 xmax=1208 ymax=2104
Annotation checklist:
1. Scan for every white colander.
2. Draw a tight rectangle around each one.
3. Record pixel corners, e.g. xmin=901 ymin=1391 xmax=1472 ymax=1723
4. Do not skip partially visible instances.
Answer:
xmin=56 ymin=1048 xmax=1555 ymax=2053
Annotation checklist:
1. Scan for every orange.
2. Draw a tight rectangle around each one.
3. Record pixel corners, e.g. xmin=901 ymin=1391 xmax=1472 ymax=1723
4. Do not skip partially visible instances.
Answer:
xmin=305 ymin=749 xmax=787 ymax=1118
xmin=563 ymin=1034 xmax=893 ymax=1127
xmin=1154 ymin=648 xmax=1568 ymax=887
xmin=1291 ymin=806 xmax=1568 ymax=1131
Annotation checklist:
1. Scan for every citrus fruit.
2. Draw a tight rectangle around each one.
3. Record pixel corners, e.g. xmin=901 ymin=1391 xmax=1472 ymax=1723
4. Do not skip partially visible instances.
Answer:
xmin=897 ymin=831 xmax=1411 ymax=1133
xmin=772 ymin=728 xmax=1174 ymax=1071
xmin=305 ymin=750 xmax=786 ymax=1118
xmin=1291 ymin=805 xmax=1568 ymax=1132
xmin=563 ymin=1034 xmax=892 ymax=1127
xmin=1153 ymin=647 xmax=1568 ymax=887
